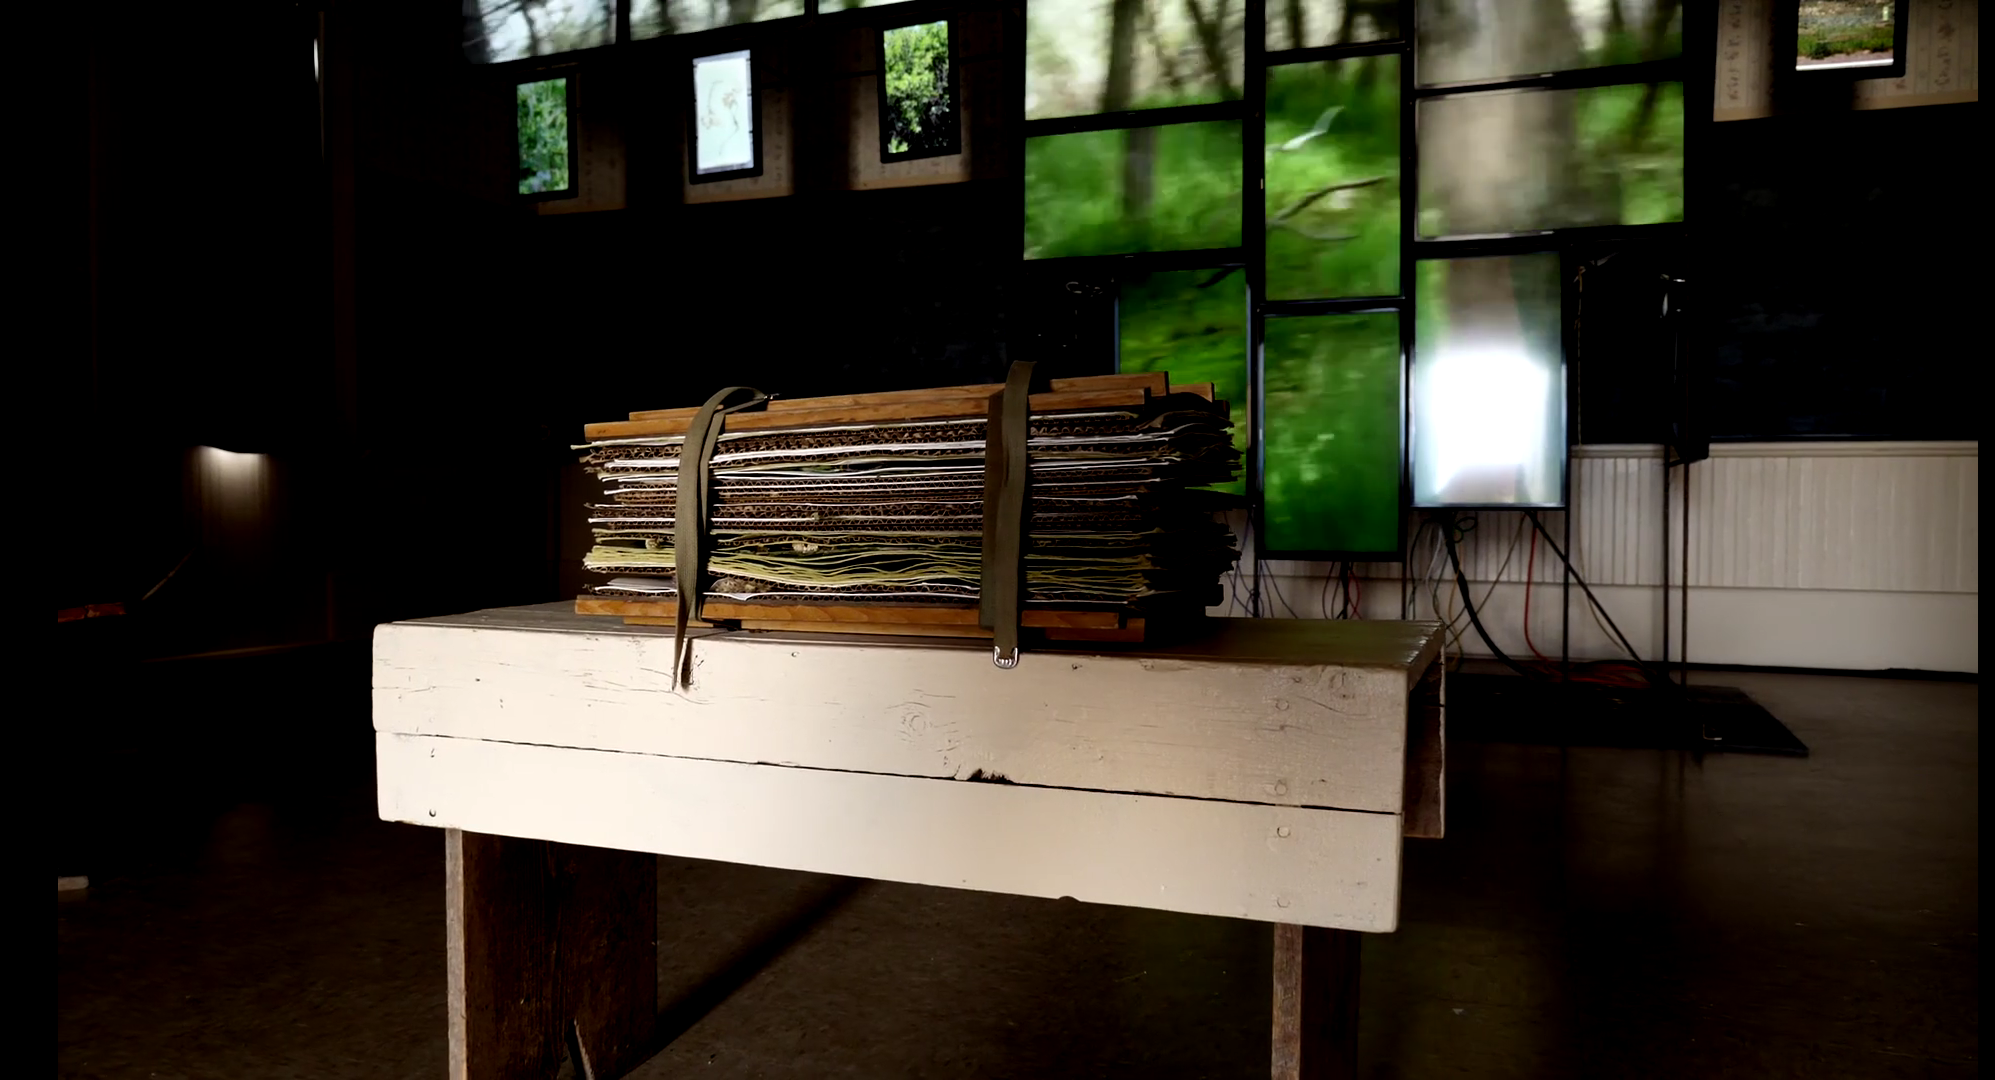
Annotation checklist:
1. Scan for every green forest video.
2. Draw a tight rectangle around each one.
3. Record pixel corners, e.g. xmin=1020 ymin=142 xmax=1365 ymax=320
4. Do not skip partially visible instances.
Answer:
xmin=1026 ymin=0 xmax=1245 ymax=121
xmin=516 ymin=78 xmax=571 ymax=196
xmin=1118 ymin=269 xmax=1249 ymax=495
xmin=1025 ymin=122 xmax=1242 ymax=259
xmin=1265 ymin=55 xmax=1399 ymax=300
xmin=1262 ymin=314 xmax=1402 ymax=554
xmin=882 ymin=21 xmax=957 ymax=158
xmin=1415 ymin=0 xmax=1683 ymax=86
xmin=1419 ymin=81 xmax=1683 ymax=236
xmin=1024 ymin=0 xmax=1246 ymax=259
xmin=1265 ymin=0 xmax=1400 ymax=51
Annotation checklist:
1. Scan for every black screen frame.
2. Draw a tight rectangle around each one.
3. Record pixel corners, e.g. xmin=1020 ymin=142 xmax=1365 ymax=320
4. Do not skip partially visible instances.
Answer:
xmin=515 ymin=72 xmax=580 ymax=202
xmin=876 ymin=13 xmax=963 ymax=163
xmin=688 ymin=46 xmax=765 ymax=184
xmin=1780 ymin=0 xmax=1911 ymax=83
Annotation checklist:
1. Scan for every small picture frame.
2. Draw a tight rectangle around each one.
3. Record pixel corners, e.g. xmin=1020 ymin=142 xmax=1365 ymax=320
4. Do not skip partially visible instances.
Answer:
xmin=690 ymin=48 xmax=763 ymax=183
xmin=876 ymin=16 xmax=961 ymax=163
xmin=1785 ymin=0 xmax=1910 ymax=81
xmin=516 ymin=74 xmax=578 ymax=200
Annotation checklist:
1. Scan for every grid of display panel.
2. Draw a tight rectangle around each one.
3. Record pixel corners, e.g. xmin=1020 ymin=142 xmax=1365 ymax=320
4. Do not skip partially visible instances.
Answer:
xmin=470 ymin=0 xmax=1692 ymax=556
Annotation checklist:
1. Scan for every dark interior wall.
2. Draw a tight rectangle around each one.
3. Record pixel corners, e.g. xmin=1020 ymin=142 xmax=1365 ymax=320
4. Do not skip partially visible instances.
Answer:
xmin=332 ymin=0 xmax=1067 ymax=622
xmin=72 ymin=3 xmax=1976 ymax=651
xmin=1698 ymin=101 xmax=1979 ymax=441
xmin=77 ymin=2 xmax=332 ymax=655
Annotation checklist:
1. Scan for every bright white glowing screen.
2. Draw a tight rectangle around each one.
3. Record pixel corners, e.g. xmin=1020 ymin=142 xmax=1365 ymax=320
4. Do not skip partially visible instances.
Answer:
xmin=693 ymin=50 xmax=754 ymax=175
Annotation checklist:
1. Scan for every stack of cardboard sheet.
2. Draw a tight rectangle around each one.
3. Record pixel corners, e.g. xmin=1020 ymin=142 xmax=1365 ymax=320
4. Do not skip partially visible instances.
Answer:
xmin=574 ymin=373 xmax=1238 ymax=642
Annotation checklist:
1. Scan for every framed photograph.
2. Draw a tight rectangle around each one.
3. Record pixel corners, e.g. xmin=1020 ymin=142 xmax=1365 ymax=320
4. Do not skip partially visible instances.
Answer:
xmin=690 ymin=49 xmax=761 ymax=183
xmin=1786 ymin=1 xmax=1909 ymax=80
xmin=516 ymin=75 xmax=577 ymax=200
xmin=876 ymin=16 xmax=961 ymax=163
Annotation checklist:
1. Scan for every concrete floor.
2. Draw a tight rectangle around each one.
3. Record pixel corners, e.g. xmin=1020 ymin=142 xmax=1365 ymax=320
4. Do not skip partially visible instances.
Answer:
xmin=56 ymin=653 xmax=1978 ymax=1078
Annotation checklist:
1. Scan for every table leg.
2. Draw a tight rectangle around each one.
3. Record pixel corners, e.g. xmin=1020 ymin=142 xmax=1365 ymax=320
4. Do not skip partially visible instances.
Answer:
xmin=447 ymin=829 xmax=657 ymax=1080
xmin=1271 ymin=923 xmax=1361 ymax=1080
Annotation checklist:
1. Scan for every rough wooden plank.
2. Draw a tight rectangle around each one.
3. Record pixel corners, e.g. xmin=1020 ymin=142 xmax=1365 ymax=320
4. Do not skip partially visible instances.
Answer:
xmin=618 ymin=617 xmax=1148 ymax=643
xmin=628 ymin=383 xmax=1004 ymax=421
xmin=623 ymin=373 xmax=1184 ymax=421
xmin=374 ymin=619 xmax=1419 ymax=813
xmin=405 ymin=605 xmax=1442 ymax=673
xmin=1402 ymin=659 xmax=1445 ymax=840
xmin=1041 ymin=620 xmax=1147 ymax=643
xmin=579 ymin=596 xmax=1125 ymax=630
xmin=446 ymin=830 xmax=657 ymax=1080
xmin=1272 ymin=923 xmax=1362 ymax=1080
xmin=731 ymin=619 xmax=998 ymax=639
xmin=1050 ymin=372 xmax=1167 ymax=395
xmin=387 ymin=735 xmax=1403 ymax=932
xmin=584 ymin=388 xmax=1150 ymax=441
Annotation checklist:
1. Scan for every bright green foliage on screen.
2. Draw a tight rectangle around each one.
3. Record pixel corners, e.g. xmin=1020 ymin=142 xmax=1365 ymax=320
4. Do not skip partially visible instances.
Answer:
xmin=517 ymin=78 xmax=571 ymax=195
xmin=1265 ymin=56 xmax=1399 ymax=300
xmin=884 ymin=22 xmax=954 ymax=156
xmin=1025 ymin=122 xmax=1243 ymax=259
xmin=1262 ymin=314 xmax=1401 ymax=554
xmin=1118 ymin=269 xmax=1249 ymax=495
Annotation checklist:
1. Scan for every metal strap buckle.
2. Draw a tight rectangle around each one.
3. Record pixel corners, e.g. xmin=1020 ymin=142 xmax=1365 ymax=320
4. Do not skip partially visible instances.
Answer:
xmin=992 ymin=646 xmax=1020 ymax=670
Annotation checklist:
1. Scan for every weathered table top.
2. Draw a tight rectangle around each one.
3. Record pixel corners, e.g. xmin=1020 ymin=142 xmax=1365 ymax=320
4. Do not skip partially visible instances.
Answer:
xmin=375 ymin=603 xmax=1444 ymax=932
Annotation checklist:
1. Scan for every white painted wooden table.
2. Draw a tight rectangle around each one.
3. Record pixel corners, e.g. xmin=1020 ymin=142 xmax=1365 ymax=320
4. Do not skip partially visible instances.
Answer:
xmin=375 ymin=602 xmax=1445 ymax=1080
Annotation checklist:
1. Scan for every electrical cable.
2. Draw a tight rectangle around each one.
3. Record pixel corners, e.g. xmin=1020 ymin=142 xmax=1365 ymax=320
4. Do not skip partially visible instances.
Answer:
xmin=1523 ymin=509 xmax=1685 ymax=696
xmin=1265 ymin=561 xmax=1302 ymax=619
xmin=1222 ymin=511 xmax=1249 ymax=617
xmin=1441 ymin=512 xmax=1547 ymax=681
xmin=1523 ymin=529 xmax=1550 ymax=663
xmin=1429 ymin=514 xmax=1524 ymax=658
xmin=1426 ymin=519 xmax=1465 ymax=659
xmin=1428 ymin=518 xmax=1469 ymax=662
xmin=1559 ymin=525 xmax=1651 ymax=689
xmin=1509 ymin=512 xmax=1645 ymax=687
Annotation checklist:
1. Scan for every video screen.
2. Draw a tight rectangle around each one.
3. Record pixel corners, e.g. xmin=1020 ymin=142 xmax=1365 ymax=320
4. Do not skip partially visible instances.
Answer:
xmin=1416 ymin=0 xmax=1681 ymax=87
xmin=1262 ymin=313 xmax=1403 ymax=554
xmin=692 ymin=50 xmax=756 ymax=176
xmin=1412 ymin=254 xmax=1564 ymax=508
xmin=1265 ymin=55 xmax=1399 ymax=300
xmin=1025 ymin=0 xmax=1244 ymax=121
xmin=1796 ymin=1 xmax=1898 ymax=70
xmin=881 ymin=21 xmax=959 ymax=159
xmin=516 ymin=77 xmax=572 ymax=196
xmin=1025 ymin=121 xmax=1243 ymax=259
xmin=632 ymin=0 xmax=804 ymax=40
xmin=1118 ymin=268 xmax=1248 ymax=494
xmin=467 ymin=0 xmax=612 ymax=63
xmin=1264 ymin=0 xmax=1400 ymax=51
xmin=1418 ymin=82 xmax=1683 ymax=238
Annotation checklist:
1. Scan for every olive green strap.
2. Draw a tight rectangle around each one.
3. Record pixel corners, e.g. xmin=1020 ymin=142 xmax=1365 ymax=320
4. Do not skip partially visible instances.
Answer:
xmin=674 ymin=386 xmax=768 ymax=687
xmin=979 ymin=361 xmax=1035 ymax=669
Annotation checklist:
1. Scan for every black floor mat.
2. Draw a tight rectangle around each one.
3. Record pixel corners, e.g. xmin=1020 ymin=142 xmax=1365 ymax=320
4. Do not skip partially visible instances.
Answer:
xmin=1449 ymin=673 xmax=1810 ymax=756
